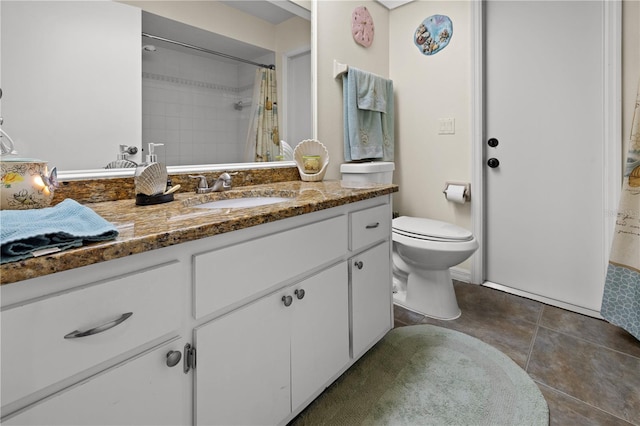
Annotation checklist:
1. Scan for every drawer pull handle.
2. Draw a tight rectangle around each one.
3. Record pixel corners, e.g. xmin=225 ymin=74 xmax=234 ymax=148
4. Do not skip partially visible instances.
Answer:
xmin=354 ymin=260 xmax=364 ymax=270
xmin=295 ymin=289 xmax=306 ymax=300
xmin=282 ymin=295 xmax=293 ymax=307
xmin=64 ymin=312 xmax=133 ymax=339
xmin=366 ymin=222 xmax=380 ymax=229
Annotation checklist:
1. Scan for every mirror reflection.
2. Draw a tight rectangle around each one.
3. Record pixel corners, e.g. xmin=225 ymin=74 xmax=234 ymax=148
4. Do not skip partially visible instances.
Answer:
xmin=0 ymin=1 xmax=312 ymax=174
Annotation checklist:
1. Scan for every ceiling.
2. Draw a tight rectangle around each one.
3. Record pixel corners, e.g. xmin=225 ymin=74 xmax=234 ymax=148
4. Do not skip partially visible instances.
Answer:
xmin=141 ymin=1 xmax=310 ymax=64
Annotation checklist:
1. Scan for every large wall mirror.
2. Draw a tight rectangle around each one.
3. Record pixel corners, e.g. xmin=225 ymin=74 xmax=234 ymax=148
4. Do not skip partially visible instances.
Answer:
xmin=0 ymin=0 xmax=312 ymax=179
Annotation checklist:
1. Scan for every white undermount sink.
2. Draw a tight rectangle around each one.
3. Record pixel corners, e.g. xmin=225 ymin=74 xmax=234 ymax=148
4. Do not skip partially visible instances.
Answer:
xmin=193 ymin=196 xmax=293 ymax=209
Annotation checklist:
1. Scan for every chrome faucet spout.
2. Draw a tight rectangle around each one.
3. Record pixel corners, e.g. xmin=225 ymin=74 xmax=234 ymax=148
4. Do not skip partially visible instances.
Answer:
xmin=211 ymin=172 xmax=233 ymax=192
xmin=189 ymin=173 xmax=234 ymax=194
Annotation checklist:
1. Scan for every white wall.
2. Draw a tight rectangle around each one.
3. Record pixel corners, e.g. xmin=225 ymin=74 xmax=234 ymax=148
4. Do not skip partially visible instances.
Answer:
xmin=316 ymin=0 xmax=390 ymax=180
xmin=1 ymin=1 xmax=141 ymax=170
xmin=316 ymin=0 xmax=640 ymax=276
xmin=390 ymin=1 xmax=471 ymax=233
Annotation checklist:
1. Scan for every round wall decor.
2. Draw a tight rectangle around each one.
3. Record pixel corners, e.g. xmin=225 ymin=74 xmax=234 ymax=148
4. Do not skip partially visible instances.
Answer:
xmin=414 ymin=14 xmax=453 ymax=55
xmin=352 ymin=6 xmax=374 ymax=48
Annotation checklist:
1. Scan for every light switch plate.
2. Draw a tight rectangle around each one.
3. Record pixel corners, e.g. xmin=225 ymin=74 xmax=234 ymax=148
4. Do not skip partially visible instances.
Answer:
xmin=438 ymin=118 xmax=455 ymax=135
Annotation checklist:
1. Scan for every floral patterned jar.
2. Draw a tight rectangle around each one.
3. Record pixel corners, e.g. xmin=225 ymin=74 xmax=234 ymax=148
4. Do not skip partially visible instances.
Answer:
xmin=0 ymin=158 xmax=56 ymax=210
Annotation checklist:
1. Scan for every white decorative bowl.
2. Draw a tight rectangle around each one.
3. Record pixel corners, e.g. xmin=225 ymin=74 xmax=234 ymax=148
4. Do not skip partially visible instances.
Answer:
xmin=294 ymin=139 xmax=329 ymax=182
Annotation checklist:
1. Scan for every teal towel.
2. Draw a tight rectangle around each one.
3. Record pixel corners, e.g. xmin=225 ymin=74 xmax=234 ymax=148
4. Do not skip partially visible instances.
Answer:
xmin=356 ymin=71 xmax=387 ymax=113
xmin=1 ymin=199 xmax=118 ymax=264
xmin=343 ymin=67 xmax=394 ymax=162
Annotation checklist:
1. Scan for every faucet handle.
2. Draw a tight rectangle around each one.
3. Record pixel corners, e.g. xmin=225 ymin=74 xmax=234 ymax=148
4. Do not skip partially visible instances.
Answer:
xmin=189 ymin=175 xmax=208 ymax=189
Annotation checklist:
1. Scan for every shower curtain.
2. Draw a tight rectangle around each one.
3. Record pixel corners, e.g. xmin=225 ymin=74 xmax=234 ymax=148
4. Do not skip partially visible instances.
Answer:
xmin=244 ymin=67 xmax=280 ymax=162
xmin=601 ymin=78 xmax=640 ymax=341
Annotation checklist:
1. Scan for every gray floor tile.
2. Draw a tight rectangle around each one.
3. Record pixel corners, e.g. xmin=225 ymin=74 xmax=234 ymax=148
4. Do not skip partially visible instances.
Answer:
xmin=528 ymin=327 xmax=640 ymax=424
xmin=540 ymin=305 xmax=640 ymax=358
xmin=538 ymin=383 xmax=634 ymax=426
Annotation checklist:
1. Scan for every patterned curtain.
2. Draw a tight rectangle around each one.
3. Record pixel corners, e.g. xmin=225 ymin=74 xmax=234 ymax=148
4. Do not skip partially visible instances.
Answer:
xmin=601 ymin=77 xmax=640 ymax=341
xmin=245 ymin=67 xmax=279 ymax=162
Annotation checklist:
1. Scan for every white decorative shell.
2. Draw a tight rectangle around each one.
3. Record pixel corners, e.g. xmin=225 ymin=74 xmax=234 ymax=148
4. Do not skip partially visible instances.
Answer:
xmin=294 ymin=139 xmax=330 ymax=182
xmin=134 ymin=163 xmax=167 ymax=195
xmin=280 ymin=140 xmax=294 ymax=161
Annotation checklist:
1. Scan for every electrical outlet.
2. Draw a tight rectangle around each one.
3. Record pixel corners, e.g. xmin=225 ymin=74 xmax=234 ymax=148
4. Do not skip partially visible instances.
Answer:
xmin=438 ymin=118 xmax=455 ymax=135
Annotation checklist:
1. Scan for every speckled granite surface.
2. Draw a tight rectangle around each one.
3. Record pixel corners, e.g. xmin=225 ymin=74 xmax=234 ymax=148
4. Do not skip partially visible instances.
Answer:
xmin=52 ymin=166 xmax=301 ymax=204
xmin=1 ymin=180 xmax=397 ymax=285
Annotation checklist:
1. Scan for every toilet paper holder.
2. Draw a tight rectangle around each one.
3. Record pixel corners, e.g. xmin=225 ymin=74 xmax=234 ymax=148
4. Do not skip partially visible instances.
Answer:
xmin=442 ymin=182 xmax=471 ymax=202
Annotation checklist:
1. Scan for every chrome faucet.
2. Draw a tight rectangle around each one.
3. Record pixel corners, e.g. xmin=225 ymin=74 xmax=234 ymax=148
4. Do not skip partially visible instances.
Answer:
xmin=189 ymin=173 xmax=234 ymax=194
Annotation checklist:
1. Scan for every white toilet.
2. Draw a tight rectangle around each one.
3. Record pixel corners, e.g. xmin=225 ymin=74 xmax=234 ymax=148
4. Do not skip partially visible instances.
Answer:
xmin=340 ymin=161 xmax=478 ymax=320
xmin=392 ymin=216 xmax=478 ymax=320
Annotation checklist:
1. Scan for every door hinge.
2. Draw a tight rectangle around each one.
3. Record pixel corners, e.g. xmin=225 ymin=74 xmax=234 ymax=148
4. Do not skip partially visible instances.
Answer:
xmin=183 ymin=343 xmax=196 ymax=374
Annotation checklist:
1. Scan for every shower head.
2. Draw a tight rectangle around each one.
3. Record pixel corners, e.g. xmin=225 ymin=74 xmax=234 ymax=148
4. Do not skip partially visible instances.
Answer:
xmin=142 ymin=44 xmax=157 ymax=52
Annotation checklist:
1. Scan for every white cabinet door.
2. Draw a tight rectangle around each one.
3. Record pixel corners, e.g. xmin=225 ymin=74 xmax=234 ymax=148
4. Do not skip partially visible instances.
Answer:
xmin=291 ymin=262 xmax=350 ymax=410
xmin=351 ymin=241 xmax=392 ymax=358
xmin=4 ymin=339 xmax=187 ymax=426
xmin=194 ymin=292 xmax=291 ymax=426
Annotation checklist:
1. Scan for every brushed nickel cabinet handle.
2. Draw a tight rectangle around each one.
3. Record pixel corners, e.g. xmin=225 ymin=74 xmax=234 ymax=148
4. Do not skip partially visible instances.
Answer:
xmin=354 ymin=261 xmax=364 ymax=270
xmin=64 ymin=312 xmax=133 ymax=339
xmin=282 ymin=295 xmax=293 ymax=307
xmin=294 ymin=289 xmax=306 ymax=300
xmin=166 ymin=350 xmax=182 ymax=368
xmin=366 ymin=222 xmax=380 ymax=229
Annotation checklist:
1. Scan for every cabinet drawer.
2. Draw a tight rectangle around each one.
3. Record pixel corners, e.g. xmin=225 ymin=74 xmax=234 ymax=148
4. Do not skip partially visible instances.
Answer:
xmin=350 ymin=204 xmax=391 ymax=251
xmin=3 ymin=339 xmax=187 ymax=426
xmin=194 ymin=215 xmax=348 ymax=318
xmin=1 ymin=261 xmax=182 ymax=407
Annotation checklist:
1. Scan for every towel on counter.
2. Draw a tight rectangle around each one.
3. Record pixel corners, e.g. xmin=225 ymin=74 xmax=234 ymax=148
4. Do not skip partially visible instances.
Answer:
xmin=0 ymin=199 xmax=118 ymax=264
xmin=343 ymin=67 xmax=394 ymax=162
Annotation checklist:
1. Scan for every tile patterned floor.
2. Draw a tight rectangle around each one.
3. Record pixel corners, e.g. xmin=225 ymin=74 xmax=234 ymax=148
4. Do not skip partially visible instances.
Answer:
xmin=394 ymin=281 xmax=640 ymax=425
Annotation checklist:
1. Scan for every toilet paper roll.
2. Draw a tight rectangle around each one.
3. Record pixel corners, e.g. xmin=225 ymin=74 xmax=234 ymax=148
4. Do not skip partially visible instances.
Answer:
xmin=445 ymin=184 xmax=466 ymax=204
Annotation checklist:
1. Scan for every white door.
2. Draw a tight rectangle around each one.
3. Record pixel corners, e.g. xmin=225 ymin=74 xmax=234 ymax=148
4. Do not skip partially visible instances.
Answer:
xmin=484 ymin=1 xmax=609 ymax=313
xmin=194 ymin=293 xmax=291 ymax=425
xmin=291 ymin=262 xmax=349 ymax=410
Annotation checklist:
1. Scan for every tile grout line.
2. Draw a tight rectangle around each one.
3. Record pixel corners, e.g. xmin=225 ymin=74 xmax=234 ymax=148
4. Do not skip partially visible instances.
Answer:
xmin=535 ymin=381 xmax=639 ymax=426
xmin=535 ymin=323 xmax=640 ymax=361
xmin=524 ymin=305 xmax=545 ymax=372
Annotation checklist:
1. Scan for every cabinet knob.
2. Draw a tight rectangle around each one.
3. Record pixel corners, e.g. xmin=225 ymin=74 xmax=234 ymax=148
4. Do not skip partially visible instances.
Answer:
xmin=294 ymin=289 xmax=305 ymax=300
xmin=282 ymin=295 xmax=293 ymax=307
xmin=166 ymin=350 xmax=182 ymax=368
xmin=354 ymin=260 xmax=364 ymax=270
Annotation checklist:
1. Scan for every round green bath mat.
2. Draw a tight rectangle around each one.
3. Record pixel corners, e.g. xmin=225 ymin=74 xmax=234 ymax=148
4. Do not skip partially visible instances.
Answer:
xmin=292 ymin=324 xmax=548 ymax=425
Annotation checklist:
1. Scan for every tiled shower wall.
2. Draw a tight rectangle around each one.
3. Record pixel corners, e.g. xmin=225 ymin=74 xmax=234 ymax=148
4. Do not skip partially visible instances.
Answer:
xmin=142 ymin=45 xmax=274 ymax=166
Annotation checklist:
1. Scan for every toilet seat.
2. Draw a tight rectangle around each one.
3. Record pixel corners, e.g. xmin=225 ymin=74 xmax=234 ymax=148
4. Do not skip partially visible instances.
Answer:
xmin=392 ymin=216 xmax=473 ymax=242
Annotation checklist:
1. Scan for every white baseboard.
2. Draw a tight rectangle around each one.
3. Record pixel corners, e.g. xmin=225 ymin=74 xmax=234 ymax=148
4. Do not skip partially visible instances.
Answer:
xmin=450 ymin=267 xmax=472 ymax=283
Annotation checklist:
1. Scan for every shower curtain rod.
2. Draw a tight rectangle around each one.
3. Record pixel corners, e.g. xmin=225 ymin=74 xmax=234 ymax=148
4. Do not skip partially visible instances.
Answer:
xmin=142 ymin=33 xmax=275 ymax=69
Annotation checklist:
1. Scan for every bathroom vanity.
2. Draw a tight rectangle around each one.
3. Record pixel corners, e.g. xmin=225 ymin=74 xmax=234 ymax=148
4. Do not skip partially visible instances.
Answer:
xmin=0 ymin=180 xmax=397 ymax=425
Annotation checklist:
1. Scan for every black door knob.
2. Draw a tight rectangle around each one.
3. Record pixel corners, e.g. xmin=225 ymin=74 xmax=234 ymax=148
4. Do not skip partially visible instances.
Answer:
xmin=487 ymin=138 xmax=499 ymax=147
xmin=487 ymin=158 xmax=500 ymax=168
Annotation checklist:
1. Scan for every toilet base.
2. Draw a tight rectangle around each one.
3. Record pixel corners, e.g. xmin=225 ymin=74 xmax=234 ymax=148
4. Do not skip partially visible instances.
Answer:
xmin=392 ymin=269 xmax=461 ymax=320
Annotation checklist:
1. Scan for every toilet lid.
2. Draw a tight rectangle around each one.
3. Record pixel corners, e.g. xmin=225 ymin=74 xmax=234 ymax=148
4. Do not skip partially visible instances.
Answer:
xmin=392 ymin=216 xmax=474 ymax=242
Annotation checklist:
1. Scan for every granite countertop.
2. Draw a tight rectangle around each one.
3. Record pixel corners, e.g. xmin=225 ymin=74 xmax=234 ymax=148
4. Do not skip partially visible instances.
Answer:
xmin=1 ymin=180 xmax=398 ymax=285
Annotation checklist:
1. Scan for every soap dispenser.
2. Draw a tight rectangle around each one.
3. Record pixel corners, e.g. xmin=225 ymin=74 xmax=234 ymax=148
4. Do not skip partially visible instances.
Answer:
xmin=145 ymin=142 xmax=164 ymax=164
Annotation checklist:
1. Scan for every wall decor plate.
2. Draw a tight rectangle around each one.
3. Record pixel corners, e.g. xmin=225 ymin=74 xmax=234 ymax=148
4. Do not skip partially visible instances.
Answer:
xmin=352 ymin=6 xmax=374 ymax=48
xmin=414 ymin=14 xmax=453 ymax=55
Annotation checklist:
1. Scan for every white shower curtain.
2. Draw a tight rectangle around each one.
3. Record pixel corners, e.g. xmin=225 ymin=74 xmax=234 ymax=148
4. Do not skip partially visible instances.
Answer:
xmin=244 ymin=67 xmax=279 ymax=162
xmin=601 ymin=77 xmax=640 ymax=341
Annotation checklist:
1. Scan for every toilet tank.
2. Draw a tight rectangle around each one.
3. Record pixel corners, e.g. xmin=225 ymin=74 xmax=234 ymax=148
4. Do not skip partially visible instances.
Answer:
xmin=340 ymin=162 xmax=395 ymax=188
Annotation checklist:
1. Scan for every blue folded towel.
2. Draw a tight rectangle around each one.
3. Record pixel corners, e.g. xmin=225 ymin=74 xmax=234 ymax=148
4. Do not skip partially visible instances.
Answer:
xmin=1 ymin=199 xmax=118 ymax=264
xmin=343 ymin=67 xmax=394 ymax=162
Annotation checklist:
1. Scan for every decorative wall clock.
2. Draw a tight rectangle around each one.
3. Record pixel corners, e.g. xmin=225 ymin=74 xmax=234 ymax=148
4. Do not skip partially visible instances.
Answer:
xmin=414 ymin=14 xmax=453 ymax=55
xmin=352 ymin=6 xmax=374 ymax=48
